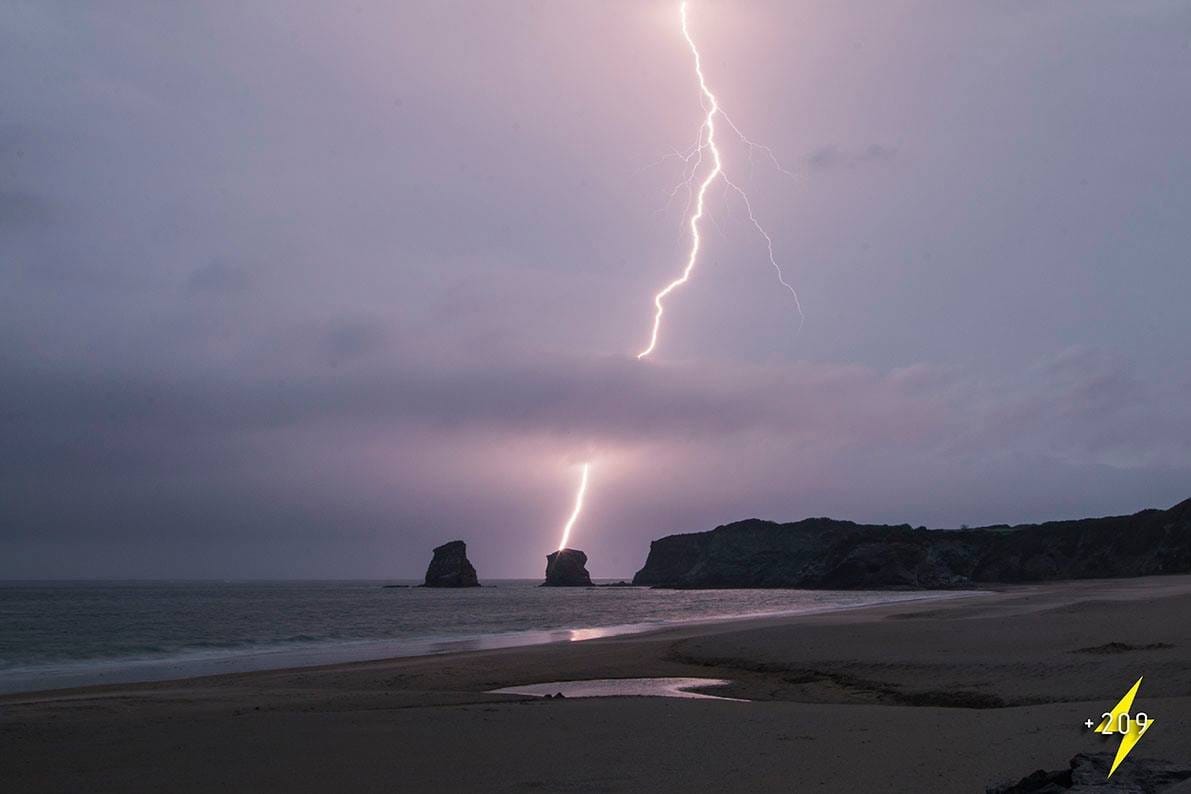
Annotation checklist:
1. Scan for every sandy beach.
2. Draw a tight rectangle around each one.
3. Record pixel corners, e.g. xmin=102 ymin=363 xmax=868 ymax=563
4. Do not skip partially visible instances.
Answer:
xmin=4 ymin=575 xmax=1191 ymax=792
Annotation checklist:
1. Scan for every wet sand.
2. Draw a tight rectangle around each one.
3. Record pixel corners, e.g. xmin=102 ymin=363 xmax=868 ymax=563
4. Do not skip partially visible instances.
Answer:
xmin=4 ymin=575 xmax=1191 ymax=792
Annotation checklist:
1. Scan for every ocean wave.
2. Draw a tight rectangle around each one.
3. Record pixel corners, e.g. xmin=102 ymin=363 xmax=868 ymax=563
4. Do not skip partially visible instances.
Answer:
xmin=0 ymin=582 xmax=977 ymax=694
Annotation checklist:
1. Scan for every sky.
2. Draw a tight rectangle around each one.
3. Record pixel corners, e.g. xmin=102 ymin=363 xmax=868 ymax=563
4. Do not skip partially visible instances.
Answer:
xmin=2 ymin=1 xmax=1190 ymax=579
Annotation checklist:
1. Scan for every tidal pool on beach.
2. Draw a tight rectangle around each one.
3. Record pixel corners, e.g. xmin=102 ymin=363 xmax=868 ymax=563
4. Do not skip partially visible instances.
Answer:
xmin=489 ymin=677 xmax=747 ymax=701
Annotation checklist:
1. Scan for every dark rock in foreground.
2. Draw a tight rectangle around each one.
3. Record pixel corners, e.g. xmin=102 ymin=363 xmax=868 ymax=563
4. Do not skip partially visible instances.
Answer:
xmin=543 ymin=548 xmax=593 ymax=587
xmin=423 ymin=540 xmax=480 ymax=587
xmin=987 ymin=752 xmax=1191 ymax=792
xmin=633 ymin=498 xmax=1191 ymax=590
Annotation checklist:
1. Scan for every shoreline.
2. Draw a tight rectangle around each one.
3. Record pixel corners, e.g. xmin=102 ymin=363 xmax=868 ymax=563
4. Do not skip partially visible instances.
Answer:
xmin=6 ymin=574 xmax=1191 ymax=792
xmin=0 ymin=587 xmax=980 ymax=698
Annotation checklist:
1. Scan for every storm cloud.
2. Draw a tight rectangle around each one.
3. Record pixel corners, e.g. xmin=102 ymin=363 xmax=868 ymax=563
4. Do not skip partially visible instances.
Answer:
xmin=2 ymin=1 xmax=1189 ymax=577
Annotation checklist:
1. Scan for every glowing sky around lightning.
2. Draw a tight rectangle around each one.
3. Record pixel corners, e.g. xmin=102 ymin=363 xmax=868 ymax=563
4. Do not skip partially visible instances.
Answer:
xmin=3 ymin=0 xmax=1189 ymax=578
xmin=557 ymin=463 xmax=590 ymax=551
xmin=637 ymin=2 xmax=803 ymax=360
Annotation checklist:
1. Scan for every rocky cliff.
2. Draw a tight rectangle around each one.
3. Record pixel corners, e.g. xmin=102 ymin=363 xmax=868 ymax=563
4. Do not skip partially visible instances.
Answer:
xmin=423 ymin=540 xmax=480 ymax=587
xmin=632 ymin=498 xmax=1191 ymax=589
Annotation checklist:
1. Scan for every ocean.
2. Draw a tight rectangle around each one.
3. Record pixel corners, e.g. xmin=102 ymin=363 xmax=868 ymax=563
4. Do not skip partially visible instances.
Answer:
xmin=0 ymin=580 xmax=961 ymax=694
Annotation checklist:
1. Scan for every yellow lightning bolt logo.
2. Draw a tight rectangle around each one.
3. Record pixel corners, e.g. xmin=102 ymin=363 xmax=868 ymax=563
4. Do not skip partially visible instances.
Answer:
xmin=1095 ymin=676 xmax=1154 ymax=778
xmin=637 ymin=1 xmax=803 ymax=360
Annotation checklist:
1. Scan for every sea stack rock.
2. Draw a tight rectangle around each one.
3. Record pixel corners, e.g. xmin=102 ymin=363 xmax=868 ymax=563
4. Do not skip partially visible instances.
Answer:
xmin=423 ymin=540 xmax=480 ymax=587
xmin=542 ymin=548 xmax=593 ymax=587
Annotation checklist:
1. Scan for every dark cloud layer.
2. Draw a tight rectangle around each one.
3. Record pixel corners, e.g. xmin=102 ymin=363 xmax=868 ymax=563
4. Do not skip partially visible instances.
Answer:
xmin=806 ymin=144 xmax=896 ymax=170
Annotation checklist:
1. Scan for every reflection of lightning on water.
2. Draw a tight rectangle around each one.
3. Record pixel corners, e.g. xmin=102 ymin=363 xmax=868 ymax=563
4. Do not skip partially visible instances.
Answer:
xmin=557 ymin=462 xmax=590 ymax=551
xmin=637 ymin=1 xmax=803 ymax=360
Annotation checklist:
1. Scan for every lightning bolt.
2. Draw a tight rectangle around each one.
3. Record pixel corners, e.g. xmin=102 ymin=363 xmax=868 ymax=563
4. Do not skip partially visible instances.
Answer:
xmin=557 ymin=462 xmax=591 ymax=551
xmin=636 ymin=1 xmax=803 ymax=360
xmin=1095 ymin=676 xmax=1153 ymax=778
xmin=551 ymin=5 xmax=796 ymax=553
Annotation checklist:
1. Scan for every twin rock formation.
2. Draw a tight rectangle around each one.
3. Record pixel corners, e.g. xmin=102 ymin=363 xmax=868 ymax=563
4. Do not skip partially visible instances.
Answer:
xmin=420 ymin=498 xmax=1191 ymax=591
xmin=421 ymin=540 xmax=592 ymax=587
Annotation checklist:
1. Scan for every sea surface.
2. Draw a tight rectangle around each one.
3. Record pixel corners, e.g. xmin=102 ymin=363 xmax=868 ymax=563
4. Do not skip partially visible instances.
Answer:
xmin=0 ymin=580 xmax=966 ymax=694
